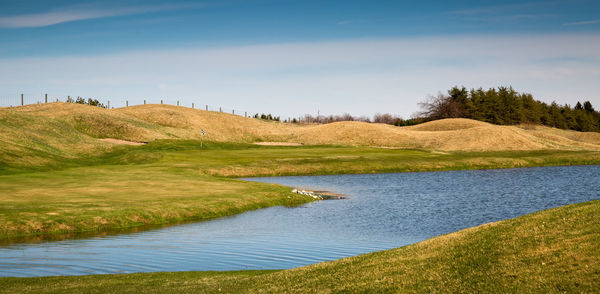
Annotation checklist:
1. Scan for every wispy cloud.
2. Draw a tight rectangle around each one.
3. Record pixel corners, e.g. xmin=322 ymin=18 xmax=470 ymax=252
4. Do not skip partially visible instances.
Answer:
xmin=0 ymin=3 xmax=205 ymax=28
xmin=447 ymin=1 xmax=559 ymax=15
xmin=446 ymin=1 xmax=559 ymax=24
xmin=563 ymin=19 xmax=600 ymax=26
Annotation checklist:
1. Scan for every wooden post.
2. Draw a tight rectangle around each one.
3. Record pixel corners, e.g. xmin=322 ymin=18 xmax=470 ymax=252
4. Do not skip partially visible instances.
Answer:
xmin=68 ymin=95 xmax=70 ymax=102
xmin=177 ymin=101 xmax=179 ymax=106
xmin=245 ymin=111 xmax=247 ymax=117
xmin=192 ymin=103 xmax=194 ymax=109
xmin=21 ymin=94 xmax=23 ymax=106
xmin=161 ymin=100 xmax=163 ymax=105
xmin=126 ymin=100 xmax=128 ymax=107
xmin=232 ymin=109 xmax=235 ymax=114
xmin=219 ymin=107 xmax=222 ymax=112
xmin=45 ymin=94 xmax=48 ymax=103
xmin=144 ymin=100 xmax=146 ymax=105
xmin=205 ymin=105 xmax=208 ymax=111
xmin=108 ymin=100 xmax=110 ymax=108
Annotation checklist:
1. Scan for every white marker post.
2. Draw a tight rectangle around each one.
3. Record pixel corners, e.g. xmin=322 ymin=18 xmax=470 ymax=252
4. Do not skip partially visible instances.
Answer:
xmin=201 ymin=129 xmax=205 ymax=149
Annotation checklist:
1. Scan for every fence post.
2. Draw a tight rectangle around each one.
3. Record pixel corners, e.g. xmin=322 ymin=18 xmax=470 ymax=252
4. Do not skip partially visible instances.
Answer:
xmin=21 ymin=94 xmax=23 ymax=106
xmin=206 ymin=105 xmax=208 ymax=111
xmin=219 ymin=107 xmax=222 ymax=112
xmin=45 ymin=94 xmax=48 ymax=103
xmin=68 ymin=95 xmax=70 ymax=102
xmin=144 ymin=100 xmax=146 ymax=105
xmin=108 ymin=100 xmax=110 ymax=108
xmin=245 ymin=111 xmax=247 ymax=117
xmin=126 ymin=100 xmax=128 ymax=107
xmin=192 ymin=103 xmax=194 ymax=109
xmin=232 ymin=109 xmax=235 ymax=114
xmin=161 ymin=100 xmax=163 ymax=105
xmin=177 ymin=101 xmax=179 ymax=106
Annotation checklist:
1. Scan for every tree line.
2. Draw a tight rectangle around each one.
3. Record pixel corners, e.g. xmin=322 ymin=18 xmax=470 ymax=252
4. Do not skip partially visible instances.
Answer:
xmin=419 ymin=86 xmax=600 ymax=132
xmin=292 ymin=113 xmax=425 ymax=126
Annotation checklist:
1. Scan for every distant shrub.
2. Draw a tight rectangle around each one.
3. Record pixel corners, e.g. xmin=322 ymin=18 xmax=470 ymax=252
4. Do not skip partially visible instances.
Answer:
xmin=69 ymin=96 xmax=107 ymax=108
xmin=254 ymin=113 xmax=280 ymax=122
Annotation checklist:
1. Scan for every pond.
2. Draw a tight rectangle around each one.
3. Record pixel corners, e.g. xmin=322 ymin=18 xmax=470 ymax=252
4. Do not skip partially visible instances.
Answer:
xmin=1 ymin=165 xmax=599 ymax=277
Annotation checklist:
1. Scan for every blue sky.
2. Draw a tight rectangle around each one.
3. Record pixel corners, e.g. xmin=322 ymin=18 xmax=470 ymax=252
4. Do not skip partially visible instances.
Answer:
xmin=1 ymin=0 xmax=599 ymax=117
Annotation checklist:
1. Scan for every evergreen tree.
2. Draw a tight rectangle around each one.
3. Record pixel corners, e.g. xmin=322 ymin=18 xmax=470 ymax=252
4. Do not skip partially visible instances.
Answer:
xmin=419 ymin=86 xmax=600 ymax=132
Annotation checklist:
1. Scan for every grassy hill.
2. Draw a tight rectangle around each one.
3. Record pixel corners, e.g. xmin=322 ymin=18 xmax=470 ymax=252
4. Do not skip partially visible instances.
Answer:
xmin=2 ymin=200 xmax=598 ymax=293
xmin=2 ymin=102 xmax=600 ymax=173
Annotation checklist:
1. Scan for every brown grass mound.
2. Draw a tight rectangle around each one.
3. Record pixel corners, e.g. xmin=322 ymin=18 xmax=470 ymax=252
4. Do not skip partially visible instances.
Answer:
xmin=290 ymin=122 xmax=541 ymax=151
xmin=290 ymin=121 xmax=414 ymax=148
xmin=290 ymin=120 xmax=600 ymax=151
xmin=114 ymin=104 xmax=296 ymax=143
xmin=2 ymin=103 xmax=600 ymax=167
xmin=407 ymin=118 xmax=491 ymax=131
xmin=519 ymin=124 xmax=600 ymax=146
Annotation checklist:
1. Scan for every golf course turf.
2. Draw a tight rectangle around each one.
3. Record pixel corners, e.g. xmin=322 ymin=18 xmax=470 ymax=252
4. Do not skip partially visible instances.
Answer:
xmin=1 ymin=103 xmax=599 ymax=292
xmin=2 ymin=140 xmax=600 ymax=239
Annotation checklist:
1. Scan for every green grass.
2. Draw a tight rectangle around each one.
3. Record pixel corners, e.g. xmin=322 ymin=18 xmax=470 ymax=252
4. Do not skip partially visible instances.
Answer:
xmin=0 ymin=165 xmax=311 ymax=238
xmin=2 ymin=200 xmax=598 ymax=293
xmin=2 ymin=140 xmax=600 ymax=239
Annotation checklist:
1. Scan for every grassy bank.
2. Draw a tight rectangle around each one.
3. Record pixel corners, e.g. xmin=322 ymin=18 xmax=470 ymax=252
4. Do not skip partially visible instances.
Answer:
xmin=0 ymin=163 xmax=311 ymax=238
xmin=2 ymin=200 xmax=598 ymax=293
xmin=2 ymin=140 xmax=600 ymax=239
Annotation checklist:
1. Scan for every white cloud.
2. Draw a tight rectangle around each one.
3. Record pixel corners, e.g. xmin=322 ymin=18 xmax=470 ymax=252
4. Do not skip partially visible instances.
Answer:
xmin=563 ymin=19 xmax=600 ymax=26
xmin=1 ymin=34 xmax=599 ymax=118
xmin=0 ymin=3 xmax=204 ymax=28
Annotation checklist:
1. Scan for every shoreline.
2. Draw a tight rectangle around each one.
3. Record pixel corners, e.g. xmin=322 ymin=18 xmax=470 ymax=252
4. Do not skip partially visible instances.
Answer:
xmin=1 ymin=200 xmax=597 ymax=293
xmin=3 ymin=161 xmax=600 ymax=242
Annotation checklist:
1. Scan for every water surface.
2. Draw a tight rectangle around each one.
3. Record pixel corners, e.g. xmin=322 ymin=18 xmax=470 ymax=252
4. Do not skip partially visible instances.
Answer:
xmin=1 ymin=165 xmax=598 ymax=277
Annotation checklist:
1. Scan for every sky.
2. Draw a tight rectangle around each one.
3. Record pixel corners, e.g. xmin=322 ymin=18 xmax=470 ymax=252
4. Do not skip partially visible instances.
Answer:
xmin=1 ymin=0 xmax=599 ymax=118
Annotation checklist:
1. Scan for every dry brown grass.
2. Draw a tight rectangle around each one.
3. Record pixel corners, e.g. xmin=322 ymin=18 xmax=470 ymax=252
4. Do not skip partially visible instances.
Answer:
xmin=98 ymin=138 xmax=146 ymax=145
xmin=114 ymin=104 xmax=295 ymax=142
xmin=290 ymin=119 xmax=600 ymax=151
xmin=406 ymin=118 xmax=490 ymax=131
xmin=2 ymin=103 xmax=600 ymax=164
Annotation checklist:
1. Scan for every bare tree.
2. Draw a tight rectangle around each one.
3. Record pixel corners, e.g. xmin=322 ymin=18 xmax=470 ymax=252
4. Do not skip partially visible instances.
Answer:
xmin=418 ymin=93 xmax=464 ymax=120
xmin=373 ymin=113 xmax=395 ymax=124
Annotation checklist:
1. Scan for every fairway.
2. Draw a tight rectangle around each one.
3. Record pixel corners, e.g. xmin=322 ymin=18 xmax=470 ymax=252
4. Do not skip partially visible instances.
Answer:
xmin=2 ymin=139 xmax=600 ymax=239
